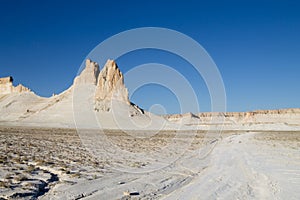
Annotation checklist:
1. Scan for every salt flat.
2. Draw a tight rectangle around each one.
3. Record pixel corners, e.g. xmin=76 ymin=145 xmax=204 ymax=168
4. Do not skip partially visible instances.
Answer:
xmin=0 ymin=127 xmax=299 ymax=199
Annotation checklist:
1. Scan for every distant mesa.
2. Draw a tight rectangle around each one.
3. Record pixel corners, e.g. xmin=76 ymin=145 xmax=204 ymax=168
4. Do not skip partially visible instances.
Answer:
xmin=0 ymin=76 xmax=31 ymax=94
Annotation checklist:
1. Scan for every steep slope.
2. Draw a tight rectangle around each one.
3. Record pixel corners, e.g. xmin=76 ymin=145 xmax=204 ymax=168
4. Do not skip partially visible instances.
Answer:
xmin=0 ymin=77 xmax=42 ymax=123
xmin=0 ymin=92 xmax=45 ymax=122
xmin=20 ymin=88 xmax=75 ymax=127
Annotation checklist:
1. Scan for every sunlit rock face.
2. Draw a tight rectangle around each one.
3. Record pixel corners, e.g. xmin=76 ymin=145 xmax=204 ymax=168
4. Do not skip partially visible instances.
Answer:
xmin=73 ymin=58 xmax=142 ymax=115
xmin=0 ymin=76 xmax=31 ymax=94
xmin=74 ymin=59 xmax=100 ymax=85
xmin=95 ymin=59 xmax=129 ymax=104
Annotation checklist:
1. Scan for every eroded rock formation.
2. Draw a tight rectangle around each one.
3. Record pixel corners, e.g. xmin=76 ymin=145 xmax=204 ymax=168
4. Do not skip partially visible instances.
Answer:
xmin=73 ymin=59 xmax=134 ymax=112
xmin=74 ymin=59 xmax=99 ymax=85
xmin=95 ymin=59 xmax=129 ymax=104
xmin=0 ymin=76 xmax=31 ymax=94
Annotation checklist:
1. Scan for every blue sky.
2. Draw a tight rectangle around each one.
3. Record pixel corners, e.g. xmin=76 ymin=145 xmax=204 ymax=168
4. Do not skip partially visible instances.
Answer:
xmin=0 ymin=0 xmax=299 ymax=113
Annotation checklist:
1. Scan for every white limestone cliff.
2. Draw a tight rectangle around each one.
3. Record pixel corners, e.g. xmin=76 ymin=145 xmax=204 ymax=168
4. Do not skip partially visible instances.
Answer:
xmin=74 ymin=59 xmax=99 ymax=85
xmin=0 ymin=76 xmax=31 ymax=94
xmin=95 ymin=59 xmax=129 ymax=104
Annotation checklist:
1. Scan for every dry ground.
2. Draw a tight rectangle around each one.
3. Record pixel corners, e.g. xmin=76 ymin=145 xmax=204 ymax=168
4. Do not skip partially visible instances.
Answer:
xmin=0 ymin=127 xmax=299 ymax=199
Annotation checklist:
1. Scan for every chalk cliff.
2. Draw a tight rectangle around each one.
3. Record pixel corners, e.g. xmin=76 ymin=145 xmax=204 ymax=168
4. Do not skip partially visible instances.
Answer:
xmin=0 ymin=76 xmax=31 ymax=94
xmin=95 ymin=59 xmax=129 ymax=104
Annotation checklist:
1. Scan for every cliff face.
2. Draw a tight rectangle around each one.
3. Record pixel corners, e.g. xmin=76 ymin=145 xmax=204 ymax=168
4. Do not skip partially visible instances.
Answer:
xmin=74 ymin=59 xmax=130 ymax=104
xmin=74 ymin=59 xmax=99 ymax=85
xmin=163 ymin=108 xmax=300 ymax=131
xmin=0 ymin=76 xmax=30 ymax=94
xmin=95 ymin=59 xmax=129 ymax=104
xmin=73 ymin=59 xmax=137 ymax=113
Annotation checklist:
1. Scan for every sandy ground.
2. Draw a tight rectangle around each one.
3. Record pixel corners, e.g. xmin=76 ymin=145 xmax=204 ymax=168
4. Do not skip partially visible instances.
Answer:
xmin=0 ymin=127 xmax=299 ymax=199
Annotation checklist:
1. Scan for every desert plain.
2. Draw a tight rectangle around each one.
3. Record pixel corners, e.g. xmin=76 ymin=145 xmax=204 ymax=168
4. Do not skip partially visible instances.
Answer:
xmin=0 ymin=127 xmax=299 ymax=199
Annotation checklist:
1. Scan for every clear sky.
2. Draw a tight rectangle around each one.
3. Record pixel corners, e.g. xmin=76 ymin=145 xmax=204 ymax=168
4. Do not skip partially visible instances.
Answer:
xmin=0 ymin=0 xmax=299 ymax=114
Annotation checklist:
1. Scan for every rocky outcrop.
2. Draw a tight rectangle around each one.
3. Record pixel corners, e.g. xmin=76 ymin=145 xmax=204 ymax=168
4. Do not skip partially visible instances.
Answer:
xmin=0 ymin=76 xmax=31 ymax=94
xmin=163 ymin=108 xmax=300 ymax=130
xmin=0 ymin=76 xmax=13 ymax=84
xmin=93 ymin=60 xmax=131 ymax=112
xmin=194 ymin=108 xmax=300 ymax=118
xmin=73 ymin=58 xmax=136 ymax=113
xmin=14 ymin=84 xmax=31 ymax=93
xmin=95 ymin=60 xmax=129 ymax=104
xmin=164 ymin=112 xmax=200 ymax=121
xmin=74 ymin=59 xmax=130 ymax=104
xmin=74 ymin=59 xmax=99 ymax=85
xmin=0 ymin=77 xmax=13 ymax=94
